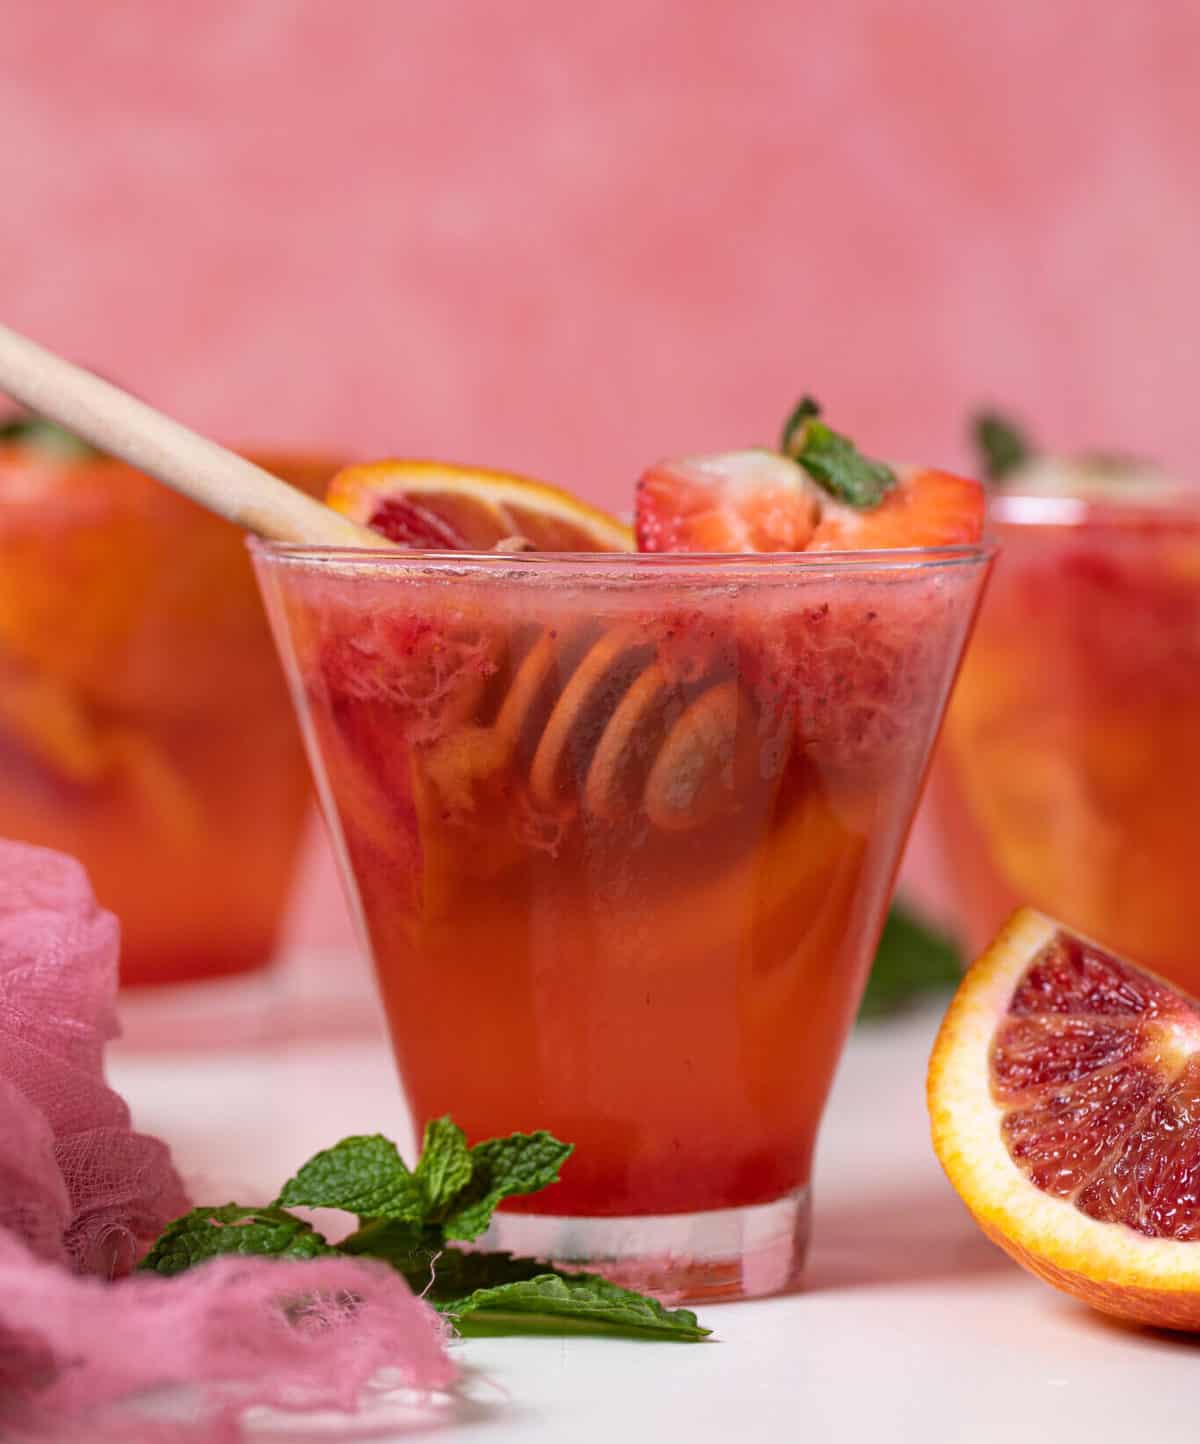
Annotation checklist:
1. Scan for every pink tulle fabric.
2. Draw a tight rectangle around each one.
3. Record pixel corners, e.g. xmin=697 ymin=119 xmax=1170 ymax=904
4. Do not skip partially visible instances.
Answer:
xmin=0 ymin=841 xmax=456 ymax=1440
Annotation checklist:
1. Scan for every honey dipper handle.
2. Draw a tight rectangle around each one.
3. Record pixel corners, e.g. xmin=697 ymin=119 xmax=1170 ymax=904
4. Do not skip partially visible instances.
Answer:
xmin=0 ymin=321 xmax=385 ymax=548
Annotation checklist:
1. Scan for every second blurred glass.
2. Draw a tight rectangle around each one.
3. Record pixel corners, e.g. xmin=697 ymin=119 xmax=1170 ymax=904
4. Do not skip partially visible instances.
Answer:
xmin=927 ymin=494 xmax=1200 ymax=988
xmin=0 ymin=441 xmax=338 ymax=988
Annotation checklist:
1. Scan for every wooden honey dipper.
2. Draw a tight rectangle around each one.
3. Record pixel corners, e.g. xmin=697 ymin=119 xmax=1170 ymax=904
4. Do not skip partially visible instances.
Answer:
xmin=0 ymin=322 xmax=384 ymax=547
xmin=0 ymin=321 xmax=758 ymax=828
xmin=420 ymin=620 xmax=758 ymax=834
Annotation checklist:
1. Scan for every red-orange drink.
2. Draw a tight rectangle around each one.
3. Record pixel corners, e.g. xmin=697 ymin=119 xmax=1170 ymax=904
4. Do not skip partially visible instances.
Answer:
xmin=256 ymin=542 xmax=989 ymax=1297
xmin=0 ymin=441 xmax=336 ymax=986
xmin=927 ymin=495 xmax=1200 ymax=990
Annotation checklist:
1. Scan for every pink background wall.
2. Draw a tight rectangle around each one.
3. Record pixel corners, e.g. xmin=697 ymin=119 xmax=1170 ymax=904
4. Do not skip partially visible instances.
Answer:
xmin=3 ymin=0 xmax=1198 ymax=504
xmin=3 ymin=0 xmax=1198 ymax=944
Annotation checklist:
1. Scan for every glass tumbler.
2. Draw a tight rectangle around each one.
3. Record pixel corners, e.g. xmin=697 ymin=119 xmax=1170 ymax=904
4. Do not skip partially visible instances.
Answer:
xmin=254 ymin=542 xmax=991 ymax=1299
xmin=926 ymin=494 xmax=1200 ymax=991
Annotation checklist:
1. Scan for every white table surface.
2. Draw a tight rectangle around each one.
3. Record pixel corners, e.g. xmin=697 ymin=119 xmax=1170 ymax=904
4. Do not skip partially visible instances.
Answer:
xmin=110 ymin=984 xmax=1198 ymax=1444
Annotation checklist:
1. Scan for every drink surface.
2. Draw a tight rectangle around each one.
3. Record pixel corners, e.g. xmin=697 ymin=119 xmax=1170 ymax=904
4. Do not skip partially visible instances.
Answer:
xmin=0 ymin=448 xmax=330 ymax=985
xmin=264 ymin=552 xmax=983 ymax=1216
xmin=930 ymin=504 xmax=1200 ymax=991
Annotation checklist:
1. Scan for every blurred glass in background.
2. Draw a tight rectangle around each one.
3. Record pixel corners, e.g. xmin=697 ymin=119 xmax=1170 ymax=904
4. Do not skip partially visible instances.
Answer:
xmin=0 ymin=423 xmax=336 ymax=991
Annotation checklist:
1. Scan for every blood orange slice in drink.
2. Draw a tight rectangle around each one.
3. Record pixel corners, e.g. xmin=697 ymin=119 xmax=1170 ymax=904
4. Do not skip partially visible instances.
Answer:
xmin=326 ymin=460 xmax=633 ymax=551
xmin=929 ymin=908 xmax=1200 ymax=1329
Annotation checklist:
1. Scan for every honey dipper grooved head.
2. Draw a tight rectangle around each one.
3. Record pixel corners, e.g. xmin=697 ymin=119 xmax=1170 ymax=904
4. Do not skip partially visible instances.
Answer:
xmin=644 ymin=680 xmax=745 ymax=832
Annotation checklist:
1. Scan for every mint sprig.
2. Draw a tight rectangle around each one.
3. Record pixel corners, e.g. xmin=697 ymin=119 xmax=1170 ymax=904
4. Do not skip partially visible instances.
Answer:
xmin=140 ymin=1204 xmax=336 ymax=1277
xmin=780 ymin=395 xmax=896 ymax=508
xmin=858 ymin=899 xmax=963 ymax=1020
xmin=448 ymin=1273 xmax=710 ymax=1341
xmin=415 ymin=1115 xmax=474 ymax=1213
xmin=277 ymin=1134 xmax=426 ymax=1222
xmin=0 ymin=411 xmax=102 ymax=460
xmin=441 ymin=1131 xmax=574 ymax=1241
xmin=139 ymin=1120 xmax=710 ymax=1343
xmin=971 ymin=410 xmax=1033 ymax=482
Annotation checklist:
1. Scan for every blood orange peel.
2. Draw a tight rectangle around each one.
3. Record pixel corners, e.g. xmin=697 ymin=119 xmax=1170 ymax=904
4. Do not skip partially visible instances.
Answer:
xmin=326 ymin=460 xmax=633 ymax=552
xmin=929 ymin=907 xmax=1200 ymax=1329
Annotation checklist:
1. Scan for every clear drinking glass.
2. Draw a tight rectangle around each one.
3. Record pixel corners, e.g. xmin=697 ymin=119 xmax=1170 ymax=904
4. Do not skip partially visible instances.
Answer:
xmin=0 ymin=449 xmax=336 ymax=988
xmin=253 ymin=541 xmax=991 ymax=1300
xmin=925 ymin=494 xmax=1200 ymax=991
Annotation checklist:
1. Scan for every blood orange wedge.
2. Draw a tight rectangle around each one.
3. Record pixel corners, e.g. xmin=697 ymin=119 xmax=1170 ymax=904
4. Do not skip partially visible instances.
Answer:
xmin=326 ymin=460 xmax=633 ymax=551
xmin=929 ymin=908 xmax=1200 ymax=1329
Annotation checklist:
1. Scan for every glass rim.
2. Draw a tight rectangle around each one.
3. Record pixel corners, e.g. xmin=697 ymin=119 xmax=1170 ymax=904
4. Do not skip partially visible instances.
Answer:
xmin=988 ymin=491 xmax=1200 ymax=528
xmin=248 ymin=537 xmax=996 ymax=578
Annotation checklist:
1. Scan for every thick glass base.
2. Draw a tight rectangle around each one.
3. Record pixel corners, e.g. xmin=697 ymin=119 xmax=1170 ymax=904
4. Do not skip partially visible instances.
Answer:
xmin=479 ymin=1187 xmax=811 ymax=1303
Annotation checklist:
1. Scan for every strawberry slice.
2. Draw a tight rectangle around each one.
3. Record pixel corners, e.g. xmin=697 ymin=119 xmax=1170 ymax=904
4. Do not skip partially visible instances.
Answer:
xmin=635 ymin=450 xmax=820 ymax=553
xmin=807 ymin=468 xmax=985 ymax=551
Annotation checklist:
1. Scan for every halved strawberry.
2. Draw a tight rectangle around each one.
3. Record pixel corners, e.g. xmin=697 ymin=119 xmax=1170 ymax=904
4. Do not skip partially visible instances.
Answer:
xmin=808 ymin=468 xmax=985 ymax=551
xmin=635 ymin=450 xmax=820 ymax=553
xmin=637 ymin=452 xmax=983 ymax=555
xmin=637 ymin=399 xmax=985 ymax=554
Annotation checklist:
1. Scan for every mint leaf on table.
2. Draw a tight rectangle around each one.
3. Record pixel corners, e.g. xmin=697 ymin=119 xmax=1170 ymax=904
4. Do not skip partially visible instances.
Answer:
xmin=276 ymin=1134 xmax=424 ymax=1222
xmin=415 ymin=1116 xmax=473 ymax=1214
xmin=779 ymin=394 xmax=896 ymax=509
xmin=442 ymin=1131 xmax=574 ymax=1242
xmin=140 ymin=1123 xmax=709 ymax=1342
xmin=858 ymin=899 xmax=963 ymax=1021
xmin=339 ymin=1216 xmax=430 ymax=1266
xmin=447 ymin=1274 xmax=711 ymax=1341
xmin=138 ymin=1205 xmax=335 ymax=1277
xmin=410 ymin=1247 xmax=553 ymax=1302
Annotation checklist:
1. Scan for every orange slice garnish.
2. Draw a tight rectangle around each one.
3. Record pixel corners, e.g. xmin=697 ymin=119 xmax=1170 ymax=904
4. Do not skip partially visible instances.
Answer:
xmin=326 ymin=460 xmax=633 ymax=552
xmin=930 ymin=908 xmax=1200 ymax=1330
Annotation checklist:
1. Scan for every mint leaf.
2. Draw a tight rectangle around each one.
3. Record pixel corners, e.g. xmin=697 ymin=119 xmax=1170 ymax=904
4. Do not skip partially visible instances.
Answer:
xmin=415 ymin=1117 xmax=473 ymax=1215
xmin=138 ymin=1205 xmax=334 ymax=1277
xmin=780 ymin=396 xmax=896 ymax=508
xmin=858 ymin=899 xmax=963 ymax=1020
xmin=442 ymin=1132 xmax=574 ymax=1242
xmin=972 ymin=410 xmax=1033 ymax=482
xmin=0 ymin=412 xmax=102 ymax=460
xmin=447 ymin=1273 xmax=711 ymax=1341
xmin=779 ymin=395 xmax=822 ymax=451
xmin=793 ymin=421 xmax=896 ymax=508
xmin=418 ymin=1247 xmax=551 ymax=1301
xmin=339 ymin=1216 xmax=431 ymax=1266
xmin=276 ymin=1134 xmax=424 ymax=1222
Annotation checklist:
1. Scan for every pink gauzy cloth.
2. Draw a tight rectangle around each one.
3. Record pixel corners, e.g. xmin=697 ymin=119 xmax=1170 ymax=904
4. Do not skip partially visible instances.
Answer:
xmin=0 ymin=841 xmax=456 ymax=1440
xmin=0 ymin=839 xmax=187 ymax=1274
